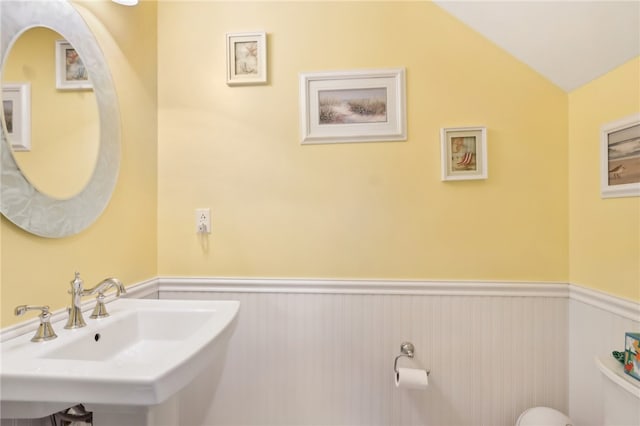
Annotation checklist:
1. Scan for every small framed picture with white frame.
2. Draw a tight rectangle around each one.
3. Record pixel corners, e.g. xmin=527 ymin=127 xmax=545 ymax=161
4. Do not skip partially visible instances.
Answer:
xmin=226 ymin=32 xmax=267 ymax=85
xmin=441 ymin=126 xmax=488 ymax=181
xmin=2 ymin=82 xmax=31 ymax=151
xmin=55 ymin=40 xmax=92 ymax=90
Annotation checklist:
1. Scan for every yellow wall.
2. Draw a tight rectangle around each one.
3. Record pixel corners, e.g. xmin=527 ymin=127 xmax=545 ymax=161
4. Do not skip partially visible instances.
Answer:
xmin=11 ymin=1 xmax=638 ymax=329
xmin=568 ymin=57 xmax=640 ymax=301
xmin=157 ymin=1 xmax=569 ymax=281
xmin=5 ymin=27 xmax=99 ymax=199
xmin=0 ymin=0 xmax=158 ymax=327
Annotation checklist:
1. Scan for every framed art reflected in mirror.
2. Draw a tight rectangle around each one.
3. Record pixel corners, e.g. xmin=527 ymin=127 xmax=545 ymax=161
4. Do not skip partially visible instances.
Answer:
xmin=55 ymin=39 xmax=92 ymax=90
xmin=1 ymin=82 xmax=30 ymax=151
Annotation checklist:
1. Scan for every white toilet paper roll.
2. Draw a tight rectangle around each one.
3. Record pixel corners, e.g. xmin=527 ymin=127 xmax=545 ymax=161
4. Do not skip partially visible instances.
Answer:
xmin=395 ymin=367 xmax=429 ymax=389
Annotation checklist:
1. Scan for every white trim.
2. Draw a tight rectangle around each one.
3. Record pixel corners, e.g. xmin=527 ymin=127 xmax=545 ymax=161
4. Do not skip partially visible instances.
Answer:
xmin=158 ymin=276 xmax=567 ymax=297
xmin=124 ymin=277 xmax=160 ymax=299
xmin=570 ymin=283 xmax=640 ymax=322
xmin=158 ymin=278 xmax=638 ymax=320
xmin=3 ymin=277 xmax=637 ymax=340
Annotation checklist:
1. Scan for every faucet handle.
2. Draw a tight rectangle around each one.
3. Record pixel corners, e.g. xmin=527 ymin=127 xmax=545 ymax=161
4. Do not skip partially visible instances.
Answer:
xmin=89 ymin=278 xmax=126 ymax=319
xmin=90 ymin=293 xmax=110 ymax=319
xmin=14 ymin=305 xmax=58 ymax=342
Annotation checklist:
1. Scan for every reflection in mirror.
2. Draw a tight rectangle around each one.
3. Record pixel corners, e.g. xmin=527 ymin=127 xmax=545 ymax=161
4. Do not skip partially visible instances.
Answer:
xmin=3 ymin=27 xmax=99 ymax=200
xmin=0 ymin=0 xmax=121 ymax=238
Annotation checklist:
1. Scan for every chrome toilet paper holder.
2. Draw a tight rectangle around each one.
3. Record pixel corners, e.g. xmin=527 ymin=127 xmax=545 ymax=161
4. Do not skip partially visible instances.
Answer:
xmin=394 ymin=341 xmax=430 ymax=375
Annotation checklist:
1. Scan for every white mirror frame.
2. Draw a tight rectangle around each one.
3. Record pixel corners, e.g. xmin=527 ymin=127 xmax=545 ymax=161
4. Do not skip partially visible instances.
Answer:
xmin=0 ymin=0 xmax=120 ymax=238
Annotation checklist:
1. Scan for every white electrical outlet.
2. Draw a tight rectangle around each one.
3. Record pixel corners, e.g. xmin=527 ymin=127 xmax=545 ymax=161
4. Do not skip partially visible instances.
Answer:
xmin=195 ymin=208 xmax=211 ymax=233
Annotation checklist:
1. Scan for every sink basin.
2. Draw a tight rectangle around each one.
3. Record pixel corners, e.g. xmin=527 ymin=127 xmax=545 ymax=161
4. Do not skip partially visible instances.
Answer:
xmin=44 ymin=308 xmax=215 ymax=362
xmin=1 ymin=298 xmax=239 ymax=419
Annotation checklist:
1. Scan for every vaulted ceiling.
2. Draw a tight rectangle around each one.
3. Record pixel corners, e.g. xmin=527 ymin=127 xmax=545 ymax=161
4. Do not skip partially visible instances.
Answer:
xmin=433 ymin=1 xmax=640 ymax=92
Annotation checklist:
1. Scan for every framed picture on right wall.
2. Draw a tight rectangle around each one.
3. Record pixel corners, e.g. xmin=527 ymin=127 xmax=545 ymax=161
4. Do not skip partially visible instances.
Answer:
xmin=440 ymin=126 xmax=487 ymax=181
xmin=601 ymin=113 xmax=640 ymax=198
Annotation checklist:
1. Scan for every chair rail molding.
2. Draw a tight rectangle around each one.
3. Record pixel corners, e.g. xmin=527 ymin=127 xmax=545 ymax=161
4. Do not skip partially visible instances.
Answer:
xmin=157 ymin=276 xmax=569 ymax=297
xmin=3 ymin=277 xmax=638 ymax=340
xmin=569 ymin=283 xmax=640 ymax=322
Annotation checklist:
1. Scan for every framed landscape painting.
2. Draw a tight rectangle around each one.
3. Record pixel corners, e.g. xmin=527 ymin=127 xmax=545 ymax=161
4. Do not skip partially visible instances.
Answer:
xmin=299 ymin=68 xmax=406 ymax=144
xmin=601 ymin=113 xmax=640 ymax=198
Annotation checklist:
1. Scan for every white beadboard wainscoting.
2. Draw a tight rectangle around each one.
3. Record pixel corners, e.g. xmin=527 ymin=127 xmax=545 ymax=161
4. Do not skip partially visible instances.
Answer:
xmin=158 ymin=278 xmax=569 ymax=426
xmin=3 ymin=278 xmax=639 ymax=426
xmin=568 ymin=285 xmax=640 ymax=426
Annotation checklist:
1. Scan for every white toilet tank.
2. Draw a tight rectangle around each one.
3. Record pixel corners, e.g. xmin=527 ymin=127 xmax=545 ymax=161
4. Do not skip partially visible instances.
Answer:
xmin=596 ymin=356 xmax=640 ymax=426
xmin=516 ymin=406 xmax=572 ymax=426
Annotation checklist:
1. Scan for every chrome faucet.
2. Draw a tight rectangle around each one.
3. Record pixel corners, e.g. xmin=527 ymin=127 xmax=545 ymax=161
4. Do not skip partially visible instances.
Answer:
xmin=65 ymin=272 xmax=126 ymax=329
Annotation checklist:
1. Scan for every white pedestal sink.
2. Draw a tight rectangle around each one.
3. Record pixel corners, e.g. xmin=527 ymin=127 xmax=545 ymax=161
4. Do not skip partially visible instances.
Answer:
xmin=1 ymin=298 xmax=239 ymax=424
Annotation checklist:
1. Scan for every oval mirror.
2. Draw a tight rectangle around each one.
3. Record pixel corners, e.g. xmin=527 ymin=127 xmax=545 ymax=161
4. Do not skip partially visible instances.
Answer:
xmin=0 ymin=0 xmax=120 ymax=238
xmin=3 ymin=27 xmax=99 ymax=200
